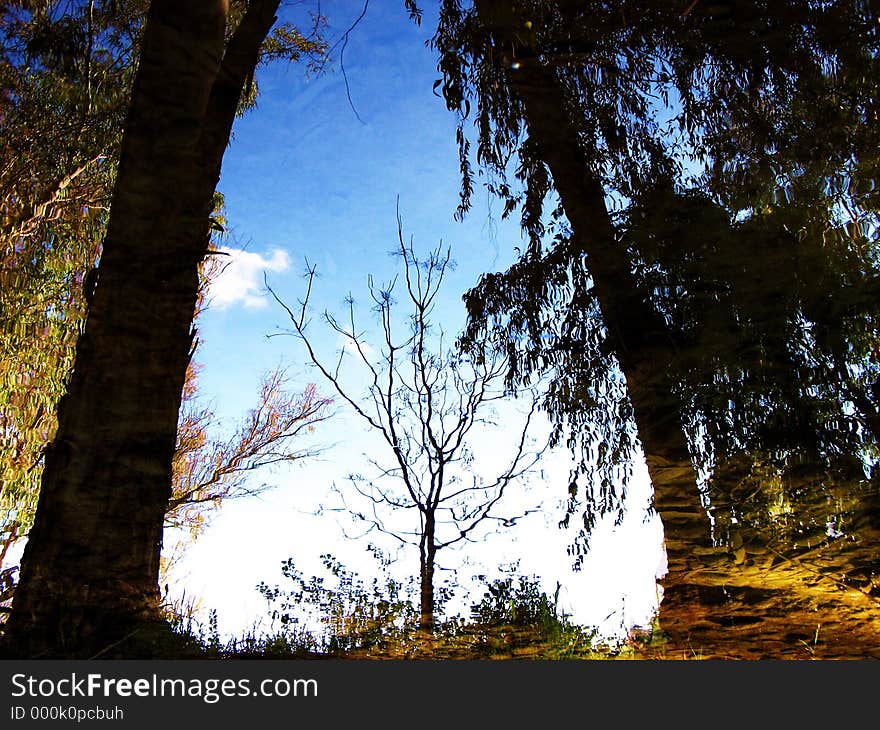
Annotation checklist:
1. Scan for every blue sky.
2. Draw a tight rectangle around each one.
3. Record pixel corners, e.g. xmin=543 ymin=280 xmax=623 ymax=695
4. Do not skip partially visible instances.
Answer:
xmin=169 ymin=0 xmax=665 ymax=641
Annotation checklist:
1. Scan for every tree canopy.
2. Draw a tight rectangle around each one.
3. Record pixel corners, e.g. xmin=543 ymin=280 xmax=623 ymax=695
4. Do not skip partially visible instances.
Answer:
xmin=427 ymin=0 xmax=880 ymax=554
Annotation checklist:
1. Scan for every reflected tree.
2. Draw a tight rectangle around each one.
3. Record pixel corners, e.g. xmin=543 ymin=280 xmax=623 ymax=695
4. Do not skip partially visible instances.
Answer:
xmin=270 ymin=214 xmax=546 ymax=633
xmin=3 ymin=0 xmax=325 ymax=658
xmin=1 ymin=2 xmax=327 ymax=549
xmin=426 ymin=0 xmax=880 ymax=583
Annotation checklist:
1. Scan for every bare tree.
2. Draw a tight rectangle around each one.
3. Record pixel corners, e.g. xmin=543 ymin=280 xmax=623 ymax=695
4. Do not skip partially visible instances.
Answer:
xmin=269 ymin=215 xmax=547 ymax=633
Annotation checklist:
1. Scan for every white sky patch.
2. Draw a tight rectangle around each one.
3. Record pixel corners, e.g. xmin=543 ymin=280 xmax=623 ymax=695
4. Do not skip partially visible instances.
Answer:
xmin=206 ymin=247 xmax=290 ymax=310
xmin=335 ymin=332 xmax=377 ymax=363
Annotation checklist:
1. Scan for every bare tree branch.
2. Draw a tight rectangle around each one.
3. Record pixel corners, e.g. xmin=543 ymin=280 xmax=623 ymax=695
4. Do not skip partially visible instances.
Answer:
xmin=270 ymin=211 xmax=549 ymax=632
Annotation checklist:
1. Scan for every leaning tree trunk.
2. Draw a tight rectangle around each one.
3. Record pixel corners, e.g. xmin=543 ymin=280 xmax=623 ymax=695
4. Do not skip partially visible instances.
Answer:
xmin=473 ymin=0 xmax=711 ymax=633
xmin=505 ymin=65 xmax=712 ymax=626
xmin=4 ymin=0 xmax=281 ymax=659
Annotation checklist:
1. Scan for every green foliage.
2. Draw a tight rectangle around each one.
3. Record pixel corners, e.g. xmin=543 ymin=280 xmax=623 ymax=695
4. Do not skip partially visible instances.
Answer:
xmin=0 ymin=1 xmax=136 ymax=540
xmin=622 ymin=180 xmax=880 ymax=541
xmin=471 ymin=574 xmax=561 ymax=627
xmin=466 ymin=574 xmax=595 ymax=659
xmin=256 ymin=551 xmax=429 ymax=655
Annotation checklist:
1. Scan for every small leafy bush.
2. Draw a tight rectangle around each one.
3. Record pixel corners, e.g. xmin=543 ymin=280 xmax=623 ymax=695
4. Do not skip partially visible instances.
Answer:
xmin=257 ymin=551 xmax=426 ymax=654
xmin=466 ymin=575 xmax=596 ymax=658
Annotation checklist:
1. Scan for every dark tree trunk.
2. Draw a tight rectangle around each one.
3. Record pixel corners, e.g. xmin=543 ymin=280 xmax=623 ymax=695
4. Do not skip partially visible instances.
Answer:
xmin=474 ymin=0 xmax=710 ymax=592
xmin=4 ymin=0 xmax=280 ymax=658
xmin=418 ymin=517 xmax=436 ymax=635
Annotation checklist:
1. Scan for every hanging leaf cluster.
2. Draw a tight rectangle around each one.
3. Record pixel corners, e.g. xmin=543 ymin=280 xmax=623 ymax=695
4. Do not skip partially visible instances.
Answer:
xmin=429 ymin=0 xmax=880 ymax=544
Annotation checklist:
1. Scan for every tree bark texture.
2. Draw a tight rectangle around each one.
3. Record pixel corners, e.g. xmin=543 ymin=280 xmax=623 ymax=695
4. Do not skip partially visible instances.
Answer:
xmin=5 ymin=0 xmax=281 ymax=658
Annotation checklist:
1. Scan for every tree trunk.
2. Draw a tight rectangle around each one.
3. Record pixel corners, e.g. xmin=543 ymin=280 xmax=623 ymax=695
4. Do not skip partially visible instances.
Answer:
xmin=418 ymin=518 xmax=436 ymax=635
xmin=4 ymin=0 xmax=280 ymax=658
xmin=474 ymin=0 xmax=710 ymax=601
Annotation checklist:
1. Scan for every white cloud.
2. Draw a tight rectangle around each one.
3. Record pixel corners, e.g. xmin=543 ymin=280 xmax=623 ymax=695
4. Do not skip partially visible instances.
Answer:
xmin=336 ymin=332 xmax=377 ymax=362
xmin=206 ymin=247 xmax=290 ymax=310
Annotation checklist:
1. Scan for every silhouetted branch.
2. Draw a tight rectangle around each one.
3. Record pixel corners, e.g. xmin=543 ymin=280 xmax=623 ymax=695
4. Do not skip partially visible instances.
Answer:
xmin=269 ymin=209 xmax=549 ymax=630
